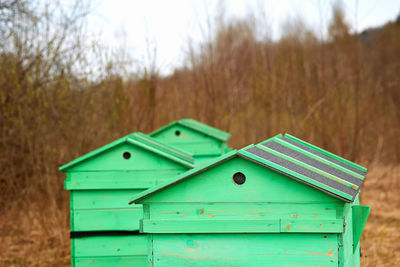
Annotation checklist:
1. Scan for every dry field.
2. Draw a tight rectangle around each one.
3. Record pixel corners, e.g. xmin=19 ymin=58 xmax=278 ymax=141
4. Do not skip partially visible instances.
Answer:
xmin=0 ymin=164 xmax=398 ymax=266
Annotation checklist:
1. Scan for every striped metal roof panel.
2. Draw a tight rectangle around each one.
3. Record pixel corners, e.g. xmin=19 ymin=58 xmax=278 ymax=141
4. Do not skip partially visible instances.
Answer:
xmin=240 ymin=133 xmax=367 ymax=202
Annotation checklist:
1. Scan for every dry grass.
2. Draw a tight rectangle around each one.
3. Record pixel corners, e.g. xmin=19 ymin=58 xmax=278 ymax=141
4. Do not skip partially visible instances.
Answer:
xmin=0 ymin=165 xmax=398 ymax=266
xmin=360 ymin=165 xmax=400 ymax=266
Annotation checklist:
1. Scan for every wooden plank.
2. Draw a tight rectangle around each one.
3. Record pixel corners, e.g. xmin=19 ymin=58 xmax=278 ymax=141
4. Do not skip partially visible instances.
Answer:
xmin=148 ymin=203 xmax=341 ymax=221
xmin=71 ymin=190 xmax=143 ymax=210
xmin=65 ymin=170 xmax=183 ymax=190
xmin=73 ymin=256 xmax=147 ymax=267
xmin=72 ymin=235 xmax=147 ymax=257
xmin=142 ymin=219 xmax=280 ymax=233
xmin=72 ymin=208 xmax=143 ymax=231
xmin=142 ymin=218 xmax=343 ymax=233
xmin=281 ymin=219 xmax=343 ymax=233
xmin=152 ymin=233 xmax=339 ymax=266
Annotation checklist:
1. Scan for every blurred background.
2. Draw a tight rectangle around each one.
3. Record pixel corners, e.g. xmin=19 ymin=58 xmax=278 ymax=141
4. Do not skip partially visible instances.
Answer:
xmin=0 ymin=0 xmax=399 ymax=265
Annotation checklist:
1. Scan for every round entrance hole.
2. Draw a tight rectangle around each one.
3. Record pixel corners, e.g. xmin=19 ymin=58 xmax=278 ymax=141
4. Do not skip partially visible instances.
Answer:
xmin=175 ymin=130 xmax=181 ymax=136
xmin=233 ymin=172 xmax=246 ymax=185
xmin=123 ymin=152 xmax=131 ymax=159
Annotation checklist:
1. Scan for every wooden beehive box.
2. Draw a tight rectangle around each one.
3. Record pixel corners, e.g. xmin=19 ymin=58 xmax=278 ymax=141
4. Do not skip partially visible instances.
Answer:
xmin=150 ymin=119 xmax=231 ymax=164
xmin=60 ymin=132 xmax=194 ymax=266
xmin=130 ymin=133 xmax=370 ymax=267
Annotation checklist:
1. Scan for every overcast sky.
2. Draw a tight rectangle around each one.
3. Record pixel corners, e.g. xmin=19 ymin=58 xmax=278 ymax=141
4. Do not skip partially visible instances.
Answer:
xmin=87 ymin=0 xmax=400 ymax=75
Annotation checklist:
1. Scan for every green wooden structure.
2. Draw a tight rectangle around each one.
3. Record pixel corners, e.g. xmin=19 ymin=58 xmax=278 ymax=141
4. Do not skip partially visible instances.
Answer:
xmin=150 ymin=119 xmax=231 ymax=164
xmin=60 ymin=132 xmax=195 ymax=266
xmin=130 ymin=133 xmax=370 ymax=267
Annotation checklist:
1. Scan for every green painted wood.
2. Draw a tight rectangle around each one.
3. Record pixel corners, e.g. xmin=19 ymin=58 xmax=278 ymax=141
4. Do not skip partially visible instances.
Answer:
xmin=142 ymin=218 xmax=343 ymax=233
xmin=65 ymin=170 xmax=183 ymax=190
xmin=70 ymin=190 xmax=142 ymax=210
xmin=72 ymin=235 xmax=147 ymax=257
xmin=150 ymin=119 xmax=231 ymax=157
xmin=150 ymin=119 xmax=231 ymax=142
xmin=60 ymin=134 xmax=194 ymax=172
xmin=134 ymin=156 xmax=344 ymax=204
xmin=352 ymin=205 xmax=370 ymax=252
xmin=62 ymin=142 xmax=191 ymax=172
xmin=148 ymin=203 xmax=341 ymax=221
xmin=71 ymin=208 xmax=143 ymax=231
xmin=73 ymin=256 xmax=147 ymax=267
xmin=142 ymin=219 xmax=281 ymax=233
xmin=280 ymin=219 xmax=343 ymax=233
xmin=151 ymin=233 xmax=339 ymax=266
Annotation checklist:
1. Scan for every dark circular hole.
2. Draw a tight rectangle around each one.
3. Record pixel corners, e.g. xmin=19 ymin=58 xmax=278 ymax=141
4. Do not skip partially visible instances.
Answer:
xmin=175 ymin=130 xmax=181 ymax=136
xmin=233 ymin=172 xmax=246 ymax=185
xmin=123 ymin=152 xmax=131 ymax=159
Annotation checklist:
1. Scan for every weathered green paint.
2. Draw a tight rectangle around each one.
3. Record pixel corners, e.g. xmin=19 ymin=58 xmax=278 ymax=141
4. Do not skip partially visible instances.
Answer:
xmin=73 ymin=256 xmax=147 ymax=267
xmin=131 ymin=135 xmax=369 ymax=267
xmin=60 ymin=133 xmax=195 ymax=267
xmin=150 ymin=119 xmax=231 ymax=163
xmin=151 ymin=233 xmax=340 ymax=266
xmin=352 ymin=205 xmax=370 ymax=252
xmin=72 ymin=235 xmax=147 ymax=266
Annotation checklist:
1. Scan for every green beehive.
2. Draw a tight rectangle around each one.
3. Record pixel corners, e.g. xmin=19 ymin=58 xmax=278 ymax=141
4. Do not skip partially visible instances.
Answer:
xmin=150 ymin=119 xmax=231 ymax=164
xmin=60 ymin=132 xmax=194 ymax=266
xmin=130 ymin=133 xmax=370 ymax=267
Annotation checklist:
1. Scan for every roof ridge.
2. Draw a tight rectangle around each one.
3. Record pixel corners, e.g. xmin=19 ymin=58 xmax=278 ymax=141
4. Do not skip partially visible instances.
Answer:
xmin=129 ymin=134 xmax=367 ymax=204
xmin=128 ymin=150 xmax=238 ymax=204
xmin=150 ymin=119 xmax=231 ymax=141
xmin=129 ymin=132 xmax=194 ymax=163
xmin=59 ymin=132 xmax=194 ymax=172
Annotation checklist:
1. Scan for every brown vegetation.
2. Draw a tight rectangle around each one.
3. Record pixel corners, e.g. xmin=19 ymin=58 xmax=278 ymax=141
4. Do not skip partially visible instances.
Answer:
xmin=0 ymin=1 xmax=399 ymax=266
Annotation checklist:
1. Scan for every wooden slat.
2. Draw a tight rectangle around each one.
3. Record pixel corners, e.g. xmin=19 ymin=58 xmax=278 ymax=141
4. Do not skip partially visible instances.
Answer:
xmin=152 ymin=233 xmax=339 ymax=267
xmin=142 ymin=218 xmax=343 ymax=233
xmin=142 ymin=219 xmax=280 ymax=233
xmin=73 ymin=256 xmax=147 ymax=267
xmin=281 ymin=219 xmax=343 ymax=233
xmin=71 ymin=190 xmax=143 ymax=210
xmin=65 ymin=170 xmax=182 ymax=190
xmin=72 ymin=235 xmax=147 ymax=257
xmin=72 ymin=208 xmax=143 ymax=231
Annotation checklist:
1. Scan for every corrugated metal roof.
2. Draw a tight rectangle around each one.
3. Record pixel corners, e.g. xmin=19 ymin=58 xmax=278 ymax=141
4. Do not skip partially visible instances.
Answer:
xmin=59 ymin=133 xmax=194 ymax=172
xmin=150 ymin=119 xmax=231 ymax=142
xmin=129 ymin=134 xmax=367 ymax=204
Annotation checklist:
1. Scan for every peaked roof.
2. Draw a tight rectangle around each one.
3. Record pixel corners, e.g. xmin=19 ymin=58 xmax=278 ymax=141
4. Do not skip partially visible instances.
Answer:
xmin=150 ymin=119 xmax=231 ymax=142
xmin=59 ymin=132 xmax=194 ymax=172
xmin=129 ymin=133 xmax=367 ymax=204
